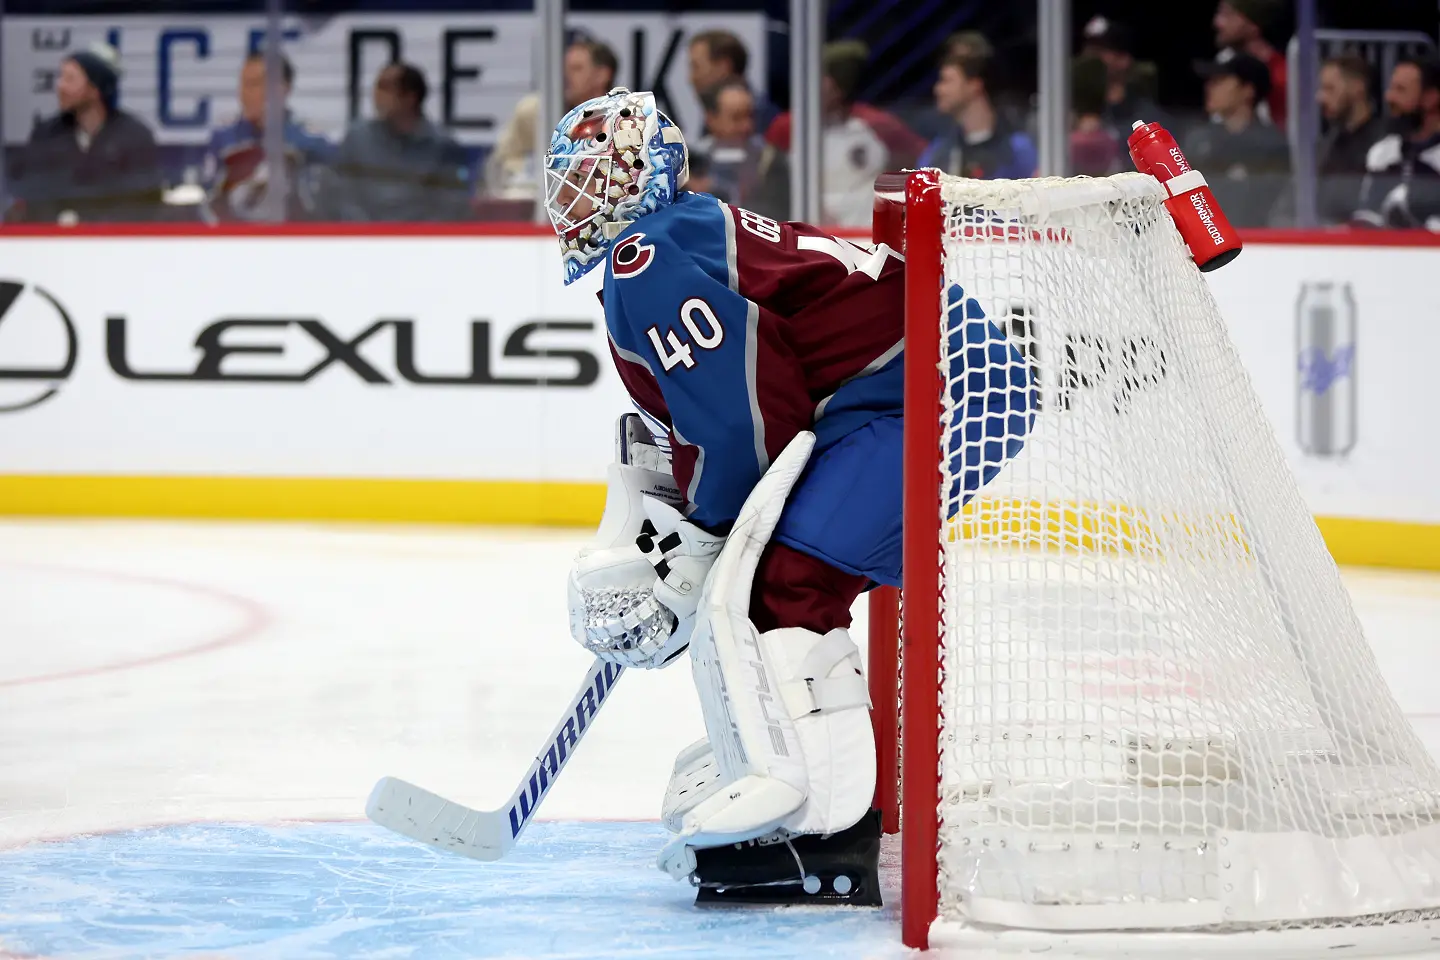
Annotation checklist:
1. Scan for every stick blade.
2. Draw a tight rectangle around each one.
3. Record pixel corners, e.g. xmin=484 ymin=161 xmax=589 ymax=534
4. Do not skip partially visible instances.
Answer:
xmin=365 ymin=776 xmax=516 ymax=861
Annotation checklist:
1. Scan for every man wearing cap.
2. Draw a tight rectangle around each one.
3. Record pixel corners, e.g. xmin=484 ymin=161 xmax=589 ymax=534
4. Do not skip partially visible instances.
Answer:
xmin=1186 ymin=53 xmax=1291 ymax=227
xmin=7 ymin=43 xmax=164 ymax=223
xmin=1080 ymin=16 xmax=1167 ymax=140
xmin=1212 ymin=0 xmax=1288 ymax=127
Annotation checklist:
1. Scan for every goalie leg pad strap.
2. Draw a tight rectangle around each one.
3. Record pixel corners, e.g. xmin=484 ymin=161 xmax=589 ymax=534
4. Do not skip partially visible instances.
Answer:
xmin=779 ymin=627 xmax=871 ymax=718
xmin=765 ymin=626 xmax=875 ymax=838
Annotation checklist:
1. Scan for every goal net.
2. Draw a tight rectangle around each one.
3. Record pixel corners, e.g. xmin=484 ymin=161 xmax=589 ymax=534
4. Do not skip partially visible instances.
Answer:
xmin=870 ymin=170 xmax=1440 ymax=955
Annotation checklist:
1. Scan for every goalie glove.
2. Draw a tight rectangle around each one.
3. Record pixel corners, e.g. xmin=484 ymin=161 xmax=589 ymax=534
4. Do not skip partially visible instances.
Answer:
xmin=567 ymin=414 xmax=725 ymax=669
xmin=569 ymin=497 xmax=725 ymax=669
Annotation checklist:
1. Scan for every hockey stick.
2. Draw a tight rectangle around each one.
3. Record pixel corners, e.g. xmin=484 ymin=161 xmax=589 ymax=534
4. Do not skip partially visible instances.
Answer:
xmin=365 ymin=656 xmax=624 ymax=861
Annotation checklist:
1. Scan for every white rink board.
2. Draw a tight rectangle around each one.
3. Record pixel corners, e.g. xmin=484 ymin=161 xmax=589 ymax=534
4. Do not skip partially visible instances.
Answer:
xmin=0 ymin=235 xmax=628 ymax=482
xmin=1203 ymin=245 xmax=1440 ymax=525
xmin=0 ymin=234 xmax=1435 ymax=527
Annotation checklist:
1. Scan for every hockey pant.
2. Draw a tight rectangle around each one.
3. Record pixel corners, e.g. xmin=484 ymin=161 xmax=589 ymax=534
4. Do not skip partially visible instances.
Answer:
xmin=760 ymin=333 xmax=1031 ymax=633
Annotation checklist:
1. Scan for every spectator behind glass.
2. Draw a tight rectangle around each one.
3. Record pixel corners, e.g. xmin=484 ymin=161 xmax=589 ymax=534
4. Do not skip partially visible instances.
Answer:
xmin=1070 ymin=56 xmax=1122 ymax=176
xmin=688 ymin=30 xmax=777 ymax=135
xmin=200 ymin=52 xmax=334 ymax=222
xmin=480 ymin=39 xmax=616 ymax=205
xmin=918 ymin=51 xmax=1039 ymax=180
xmin=1187 ymin=54 xmax=1290 ymax=227
xmin=7 ymin=42 xmax=164 ymax=223
xmin=326 ymin=63 xmax=472 ymax=221
xmin=940 ymin=30 xmax=1031 ymax=138
xmin=765 ymin=40 xmax=927 ymax=225
xmin=565 ymin=40 xmax=618 ymax=111
xmin=1211 ymin=0 xmax=1288 ymax=127
xmin=1315 ymin=53 xmax=1385 ymax=225
xmin=1354 ymin=56 xmax=1440 ymax=231
xmin=1080 ymin=17 xmax=1167 ymax=137
xmin=944 ymin=30 xmax=992 ymax=60
xmin=482 ymin=93 xmax=540 ymax=202
xmin=691 ymin=79 xmax=789 ymax=220
xmin=685 ymin=149 xmax=715 ymax=196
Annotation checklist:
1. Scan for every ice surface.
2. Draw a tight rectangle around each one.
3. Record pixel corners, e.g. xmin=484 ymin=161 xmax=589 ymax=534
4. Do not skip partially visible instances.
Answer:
xmin=0 ymin=822 xmax=907 ymax=960
xmin=0 ymin=519 xmax=1435 ymax=959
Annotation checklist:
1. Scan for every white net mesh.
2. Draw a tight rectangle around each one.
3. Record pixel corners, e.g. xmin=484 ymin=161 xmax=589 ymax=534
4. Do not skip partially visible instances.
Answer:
xmin=933 ymin=172 xmax=1440 ymax=934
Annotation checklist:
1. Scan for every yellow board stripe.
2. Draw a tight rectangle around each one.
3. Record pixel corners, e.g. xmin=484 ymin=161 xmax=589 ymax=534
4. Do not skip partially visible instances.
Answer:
xmin=1312 ymin=515 xmax=1440 ymax=571
xmin=946 ymin=497 xmax=1440 ymax=571
xmin=949 ymin=498 xmax=1248 ymax=557
xmin=0 ymin=475 xmax=1436 ymax=571
xmin=0 ymin=474 xmax=605 ymax=527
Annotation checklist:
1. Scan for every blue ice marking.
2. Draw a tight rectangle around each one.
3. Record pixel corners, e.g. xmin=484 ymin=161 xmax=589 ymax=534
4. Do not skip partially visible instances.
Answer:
xmin=0 ymin=821 xmax=906 ymax=959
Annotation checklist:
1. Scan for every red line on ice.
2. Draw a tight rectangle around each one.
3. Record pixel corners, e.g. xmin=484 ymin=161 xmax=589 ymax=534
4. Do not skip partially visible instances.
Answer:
xmin=0 ymin=560 xmax=271 ymax=689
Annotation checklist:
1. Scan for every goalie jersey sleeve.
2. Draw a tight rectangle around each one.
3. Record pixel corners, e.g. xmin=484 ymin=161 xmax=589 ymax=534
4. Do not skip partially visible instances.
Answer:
xmin=601 ymin=192 xmax=908 ymax=534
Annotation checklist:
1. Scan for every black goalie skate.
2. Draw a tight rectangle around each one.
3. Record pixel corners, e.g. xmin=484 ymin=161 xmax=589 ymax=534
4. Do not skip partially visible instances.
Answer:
xmin=690 ymin=808 xmax=882 ymax=907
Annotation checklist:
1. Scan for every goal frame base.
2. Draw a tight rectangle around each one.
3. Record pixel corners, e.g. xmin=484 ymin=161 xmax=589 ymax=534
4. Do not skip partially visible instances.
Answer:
xmin=929 ymin=917 xmax=1440 ymax=960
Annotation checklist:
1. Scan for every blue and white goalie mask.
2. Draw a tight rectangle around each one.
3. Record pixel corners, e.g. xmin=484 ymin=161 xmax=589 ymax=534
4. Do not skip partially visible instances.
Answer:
xmin=544 ymin=87 xmax=689 ymax=285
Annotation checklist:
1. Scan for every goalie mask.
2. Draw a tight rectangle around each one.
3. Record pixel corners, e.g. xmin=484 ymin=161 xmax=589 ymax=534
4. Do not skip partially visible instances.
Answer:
xmin=544 ymin=87 xmax=689 ymax=285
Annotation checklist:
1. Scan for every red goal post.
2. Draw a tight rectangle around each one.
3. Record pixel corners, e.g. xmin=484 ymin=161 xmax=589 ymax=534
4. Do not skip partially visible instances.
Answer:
xmin=868 ymin=170 xmax=942 ymax=949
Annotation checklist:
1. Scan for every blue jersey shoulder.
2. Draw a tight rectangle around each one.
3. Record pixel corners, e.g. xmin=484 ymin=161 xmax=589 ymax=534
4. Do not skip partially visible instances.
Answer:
xmin=603 ymin=193 xmax=733 ymax=295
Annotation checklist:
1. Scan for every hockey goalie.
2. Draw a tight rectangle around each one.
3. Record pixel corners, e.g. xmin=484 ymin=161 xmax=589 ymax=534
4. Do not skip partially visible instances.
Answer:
xmin=546 ymin=87 xmax=1035 ymax=904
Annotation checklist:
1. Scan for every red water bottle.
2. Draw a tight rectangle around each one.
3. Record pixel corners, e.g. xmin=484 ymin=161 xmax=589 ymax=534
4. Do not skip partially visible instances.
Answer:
xmin=1127 ymin=120 xmax=1242 ymax=272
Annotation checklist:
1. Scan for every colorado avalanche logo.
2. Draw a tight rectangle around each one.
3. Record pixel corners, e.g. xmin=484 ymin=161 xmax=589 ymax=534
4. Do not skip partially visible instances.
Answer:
xmin=612 ymin=233 xmax=656 ymax=278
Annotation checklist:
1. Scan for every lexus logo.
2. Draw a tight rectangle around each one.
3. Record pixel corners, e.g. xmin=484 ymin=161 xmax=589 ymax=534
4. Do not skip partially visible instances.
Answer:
xmin=0 ymin=280 xmax=77 ymax=413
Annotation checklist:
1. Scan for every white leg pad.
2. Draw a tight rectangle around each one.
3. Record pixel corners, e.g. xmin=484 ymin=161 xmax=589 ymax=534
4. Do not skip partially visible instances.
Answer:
xmin=680 ymin=607 xmax=808 ymax=845
xmin=660 ymin=737 xmax=721 ymax=834
xmin=658 ymin=430 xmax=877 ymax=859
xmin=658 ymin=624 xmax=876 ymax=877
xmin=767 ymin=626 xmax=875 ymax=837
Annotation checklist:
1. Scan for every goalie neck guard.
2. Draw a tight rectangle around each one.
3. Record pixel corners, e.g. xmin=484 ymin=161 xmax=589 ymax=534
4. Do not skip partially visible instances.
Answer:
xmin=544 ymin=87 xmax=690 ymax=285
